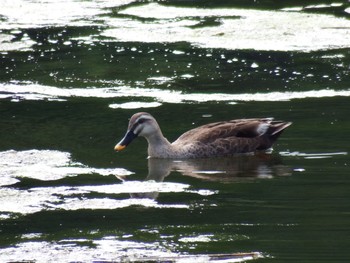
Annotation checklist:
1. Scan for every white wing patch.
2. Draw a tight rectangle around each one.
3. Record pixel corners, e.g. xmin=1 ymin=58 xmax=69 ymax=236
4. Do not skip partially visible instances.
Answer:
xmin=256 ymin=123 xmax=269 ymax=135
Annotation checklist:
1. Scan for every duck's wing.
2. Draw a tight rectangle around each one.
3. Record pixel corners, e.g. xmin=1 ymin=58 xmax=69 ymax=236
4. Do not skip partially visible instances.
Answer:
xmin=174 ymin=118 xmax=276 ymax=144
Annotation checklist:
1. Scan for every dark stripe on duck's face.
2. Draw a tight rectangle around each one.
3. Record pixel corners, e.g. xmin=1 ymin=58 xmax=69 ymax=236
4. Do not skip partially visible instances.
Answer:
xmin=114 ymin=130 xmax=138 ymax=151
xmin=130 ymin=115 xmax=152 ymax=134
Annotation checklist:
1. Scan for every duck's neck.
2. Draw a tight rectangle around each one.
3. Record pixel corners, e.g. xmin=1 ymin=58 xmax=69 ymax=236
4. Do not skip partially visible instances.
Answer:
xmin=145 ymin=130 xmax=173 ymax=158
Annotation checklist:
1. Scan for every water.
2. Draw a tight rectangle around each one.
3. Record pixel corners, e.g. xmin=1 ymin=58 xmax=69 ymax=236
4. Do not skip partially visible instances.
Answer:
xmin=1 ymin=0 xmax=350 ymax=262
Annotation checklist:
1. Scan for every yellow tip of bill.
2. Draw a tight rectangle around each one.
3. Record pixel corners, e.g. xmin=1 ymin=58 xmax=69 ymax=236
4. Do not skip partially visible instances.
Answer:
xmin=114 ymin=144 xmax=126 ymax=151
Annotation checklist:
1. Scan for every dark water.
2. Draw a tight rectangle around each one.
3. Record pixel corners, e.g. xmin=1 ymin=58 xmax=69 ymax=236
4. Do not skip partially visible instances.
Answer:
xmin=0 ymin=0 xmax=350 ymax=262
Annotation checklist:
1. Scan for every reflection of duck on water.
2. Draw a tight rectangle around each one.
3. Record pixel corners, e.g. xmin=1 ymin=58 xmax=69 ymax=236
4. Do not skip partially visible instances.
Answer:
xmin=124 ymin=154 xmax=291 ymax=199
xmin=115 ymin=112 xmax=291 ymax=158
xmin=146 ymin=154 xmax=291 ymax=182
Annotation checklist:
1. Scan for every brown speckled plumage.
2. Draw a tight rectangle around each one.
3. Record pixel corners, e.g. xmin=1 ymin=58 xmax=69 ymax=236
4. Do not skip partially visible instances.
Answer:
xmin=115 ymin=112 xmax=291 ymax=158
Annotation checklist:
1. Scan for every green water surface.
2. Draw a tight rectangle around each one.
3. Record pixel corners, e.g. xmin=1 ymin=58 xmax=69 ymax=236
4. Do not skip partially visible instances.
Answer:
xmin=0 ymin=0 xmax=350 ymax=262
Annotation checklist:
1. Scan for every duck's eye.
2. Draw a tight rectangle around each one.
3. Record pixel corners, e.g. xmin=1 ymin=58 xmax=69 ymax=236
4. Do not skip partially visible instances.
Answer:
xmin=138 ymin=118 xmax=145 ymax=124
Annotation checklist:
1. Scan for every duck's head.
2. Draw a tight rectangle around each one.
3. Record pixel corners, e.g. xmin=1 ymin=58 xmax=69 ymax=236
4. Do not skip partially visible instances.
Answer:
xmin=114 ymin=112 xmax=158 ymax=151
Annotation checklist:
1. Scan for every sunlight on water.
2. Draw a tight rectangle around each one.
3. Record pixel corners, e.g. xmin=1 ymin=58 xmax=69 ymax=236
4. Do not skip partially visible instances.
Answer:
xmin=0 ymin=149 xmax=132 ymax=186
xmin=0 ymin=222 xmax=263 ymax=262
xmin=0 ymin=149 xmax=218 ymax=218
xmin=0 ymin=239 xmax=261 ymax=263
xmin=103 ymin=3 xmax=350 ymax=52
xmin=282 ymin=3 xmax=343 ymax=11
xmin=0 ymin=184 xmax=192 ymax=216
xmin=1 ymin=82 xmax=350 ymax=104
xmin=0 ymin=32 xmax=37 ymax=52
xmin=55 ymin=195 xmax=190 ymax=211
xmin=2 ymin=1 xmax=349 ymax=52
xmin=109 ymin=101 xmax=162 ymax=109
xmin=0 ymin=0 xmax=134 ymax=29
xmin=280 ymin=151 xmax=348 ymax=159
xmin=179 ymin=234 xmax=214 ymax=243
xmin=0 ymin=0 xmax=135 ymax=51
xmin=0 ymin=239 xmax=175 ymax=263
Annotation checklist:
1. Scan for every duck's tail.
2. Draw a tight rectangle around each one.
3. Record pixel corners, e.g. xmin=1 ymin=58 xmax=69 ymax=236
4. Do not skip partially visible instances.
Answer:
xmin=270 ymin=121 xmax=292 ymax=138
xmin=257 ymin=121 xmax=292 ymax=151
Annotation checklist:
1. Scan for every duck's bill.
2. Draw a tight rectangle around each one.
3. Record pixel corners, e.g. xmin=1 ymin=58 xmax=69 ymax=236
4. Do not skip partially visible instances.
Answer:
xmin=114 ymin=130 xmax=138 ymax=151
xmin=114 ymin=144 xmax=126 ymax=151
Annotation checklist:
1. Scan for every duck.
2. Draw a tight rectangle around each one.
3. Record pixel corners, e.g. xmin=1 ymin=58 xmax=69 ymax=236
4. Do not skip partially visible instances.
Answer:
xmin=114 ymin=112 xmax=291 ymax=159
